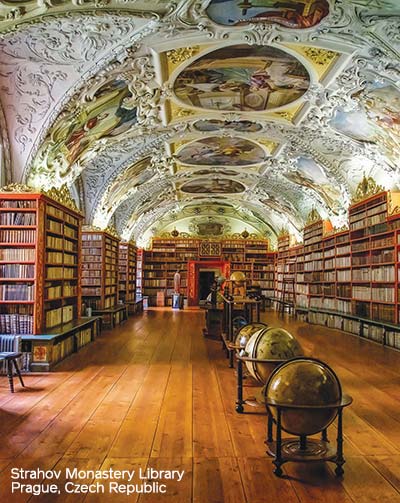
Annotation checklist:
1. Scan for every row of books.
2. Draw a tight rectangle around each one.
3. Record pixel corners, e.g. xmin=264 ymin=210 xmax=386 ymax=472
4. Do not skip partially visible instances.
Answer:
xmin=44 ymin=284 xmax=77 ymax=299
xmin=47 ymin=220 xmax=63 ymax=234
xmin=46 ymin=205 xmax=64 ymax=220
xmin=51 ymin=337 xmax=75 ymax=364
xmin=82 ymin=270 xmax=101 ymax=277
xmin=82 ymin=286 xmax=101 ymax=296
xmin=82 ymin=278 xmax=101 ymax=286
xmin=46 ymin=251 xmax=77 ymax=265
xmin=46 ymin=267 xmax=76 ymax=280
xmin=0 ymin=247 xmax=35 ymax=261
xmin=0 ymin=200 xmax=36 ymax=208
xmin=76 ymin=328 xmax=92 ymax=349
xmin=0 ymin=264 xmax=34 ymax=278
xmin=46 ymin=235 xmax=63 ymax=249
xmin=64 ymin=226 xmax=77 ymax=239
xmin=82 ymin=241 xmax=102 ymax=248
xmin=82 ymin=234 xmax=104 ymax=241
xmin=0 ymin=212 xmax=36 ymax=225
xmin=82 ymin=257 xmax=102 ymax=265
xmin=0 ymin=313 xmax=33 ymax=333
xmin=0 ymin=229 xmax=35 ymax=243
xmin=46 ymin=304 xmax=74 ymax=328
xmin=0 ymin=283 xmax=34 ymax=300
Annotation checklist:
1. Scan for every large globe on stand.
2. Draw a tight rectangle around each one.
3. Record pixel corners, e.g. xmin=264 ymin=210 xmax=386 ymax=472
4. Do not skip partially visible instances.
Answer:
xmin=235 ymin=322 xmax=268 ymax=347
xmin=245 ymin=327 xmax=303 ymax=384
xmin=264 ymin=357 xmax=342 ymax=436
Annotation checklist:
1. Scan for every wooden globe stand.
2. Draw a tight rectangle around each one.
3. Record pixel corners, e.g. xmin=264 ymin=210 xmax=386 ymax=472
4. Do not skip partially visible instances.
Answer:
xmin=265 ymin=395 xmax=353 ymax=477
xmin=235 ymin=353 xmax=285 ymax=413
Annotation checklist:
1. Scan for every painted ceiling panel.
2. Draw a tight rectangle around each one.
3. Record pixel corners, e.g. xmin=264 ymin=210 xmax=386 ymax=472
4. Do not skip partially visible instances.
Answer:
xmin=0 ymin=0 xmax=399 ymax=246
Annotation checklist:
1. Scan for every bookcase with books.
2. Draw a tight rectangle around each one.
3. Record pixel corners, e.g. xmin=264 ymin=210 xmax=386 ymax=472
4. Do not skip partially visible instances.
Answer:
xmin=278 ymin=182 xmax=400 ymax=351
xmin=142 ymin=237 xmax=270 ymax=306
xmin=0 ymin=186 xmax=101 ymax=371
xmin=118 ymin=241 xmax=137 ymax=310
xmin=0 ymin=188 xmax=83 ymax=335
xmin=81 ymin=228 xmax=120 ymax=310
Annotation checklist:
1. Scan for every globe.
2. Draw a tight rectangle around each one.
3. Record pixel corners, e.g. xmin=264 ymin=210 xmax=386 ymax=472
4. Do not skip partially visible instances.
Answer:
xmin=234 ymin=322 xmax=268 ymax=347
xmin=265 ymin=357 xmax=342 ymax=436
xmin=229 ymin=271 xmax=246 ymax=283
xmin=245 ymin=327 xmax=303 ymax=384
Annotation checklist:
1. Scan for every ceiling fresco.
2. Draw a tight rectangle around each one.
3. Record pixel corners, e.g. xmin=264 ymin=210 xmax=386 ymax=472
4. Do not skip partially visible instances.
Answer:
xmin=0 ymin=0 xmax=400 ymax=247
xmin=180 ymin=178 xmax=246 ymax=194
xmin=173 ymin=44 xmax=310 ymax=112
xmin=205 ymin=0 xmax=330 ymax=29
xmin=175 ymin=137 xmax=267 ymax=166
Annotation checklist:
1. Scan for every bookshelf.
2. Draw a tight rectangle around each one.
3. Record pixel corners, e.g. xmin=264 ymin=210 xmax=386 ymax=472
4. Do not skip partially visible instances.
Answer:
xmin=118 ymin=242 xmax=137 ymax=308
xmin=136 ymin=248 xmax=143 ymax=300
xmin=142 ymin=237 xmax=270 ymax=306
xmin=81 ymin=229 xmax=120 ymax=310
xmin=0 ymin=189 xmax=83 ymax=335
xmin=277 ymin=189 xmax=400 ymax=350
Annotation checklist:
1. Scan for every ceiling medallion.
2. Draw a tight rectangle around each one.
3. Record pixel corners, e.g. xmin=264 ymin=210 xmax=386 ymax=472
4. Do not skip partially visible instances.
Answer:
xmin=171 ymin=227 xmax=180 ymax=237
xmin=352 ymin=174 xmax=384 ymax=204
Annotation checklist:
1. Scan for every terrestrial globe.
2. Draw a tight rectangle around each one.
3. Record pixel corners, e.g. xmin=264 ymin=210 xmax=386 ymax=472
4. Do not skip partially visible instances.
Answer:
xmin=245 ymin=327 xmax=303 ymax=384
xmin=265 ymin=357 xmax=342 ymax=436
xmin=234 ymin=322 xmax=268 ymax=347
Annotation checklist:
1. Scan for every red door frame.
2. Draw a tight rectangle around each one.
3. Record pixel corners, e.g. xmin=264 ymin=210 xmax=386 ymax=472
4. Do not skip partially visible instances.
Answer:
xmin=187 ymin=260 xmax=230 ymax=306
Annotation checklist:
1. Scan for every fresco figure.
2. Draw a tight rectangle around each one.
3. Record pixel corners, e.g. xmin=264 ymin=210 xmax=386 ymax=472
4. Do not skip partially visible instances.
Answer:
xmin=174 ymin=45 xmax=309 ymax=112
xmin=206 ymin=0 xmax=330 ymax=29
xmin=48 ymin=79 xmax=137 ymax=166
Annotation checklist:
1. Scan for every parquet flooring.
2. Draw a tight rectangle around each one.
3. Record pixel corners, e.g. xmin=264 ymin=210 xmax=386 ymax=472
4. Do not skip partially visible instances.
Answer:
xmin=1 ymin=308 xmax=400 ymax=502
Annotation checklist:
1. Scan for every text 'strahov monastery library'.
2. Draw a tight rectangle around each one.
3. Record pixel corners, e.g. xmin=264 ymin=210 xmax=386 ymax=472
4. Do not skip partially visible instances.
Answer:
xmin=1 ymin=1 xmax=400 ymax=502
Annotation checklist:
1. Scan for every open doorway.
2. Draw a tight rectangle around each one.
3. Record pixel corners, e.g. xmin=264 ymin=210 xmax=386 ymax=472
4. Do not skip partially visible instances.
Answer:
xmin=199 ymin=270 xmax=215 ymax=302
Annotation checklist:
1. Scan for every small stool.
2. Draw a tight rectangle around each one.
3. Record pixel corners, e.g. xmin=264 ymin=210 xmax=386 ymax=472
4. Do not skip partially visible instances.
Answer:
xmin=0 ymin=352 xmax=25 ymax=393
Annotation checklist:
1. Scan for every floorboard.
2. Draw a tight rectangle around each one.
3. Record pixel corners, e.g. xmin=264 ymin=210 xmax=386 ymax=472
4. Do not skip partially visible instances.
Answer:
xmin=0 ymin=308 xmax=399 ymax=502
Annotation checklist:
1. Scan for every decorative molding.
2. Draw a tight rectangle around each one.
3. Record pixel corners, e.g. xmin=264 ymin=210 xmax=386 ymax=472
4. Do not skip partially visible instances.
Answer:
xmin=306 ymin=207 xmax=322 ymax=225
xmin=0 ymin=182 xmax=36 ymax=193
xmin=43 ymin=184 xmax=81 ymax=213
xmin=352 ymin=174 xmax=384 ymax=204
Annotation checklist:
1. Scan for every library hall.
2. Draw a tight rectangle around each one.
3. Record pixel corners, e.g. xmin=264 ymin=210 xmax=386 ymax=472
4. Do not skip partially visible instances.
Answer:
xmin=1 ymin=1 xmax=400 ymax=502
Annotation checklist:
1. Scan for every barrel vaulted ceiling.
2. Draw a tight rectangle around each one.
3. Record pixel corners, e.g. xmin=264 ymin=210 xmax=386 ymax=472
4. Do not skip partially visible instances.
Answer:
xmin=0 ymin=0 xmax=399 ymax=247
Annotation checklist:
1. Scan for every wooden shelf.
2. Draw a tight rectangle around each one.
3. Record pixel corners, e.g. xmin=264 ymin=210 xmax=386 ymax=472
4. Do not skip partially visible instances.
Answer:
xmin=0 ymin=191 xmax=83 ymax=335
xmin=81 ymin=230 xmax=120 ymax=310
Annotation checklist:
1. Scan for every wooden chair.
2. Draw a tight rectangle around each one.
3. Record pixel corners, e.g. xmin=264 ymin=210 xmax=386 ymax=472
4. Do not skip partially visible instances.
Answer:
xmin=0 ymin=336 xmax=25 ymax=393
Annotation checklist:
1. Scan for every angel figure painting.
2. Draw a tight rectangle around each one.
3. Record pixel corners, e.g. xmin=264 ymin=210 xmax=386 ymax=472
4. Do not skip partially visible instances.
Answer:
xmin=173 ymin=45 xmax=310 ymax=112
xmin=206 ymin=0 xmax=329 ymax=29
xmin=41 ymin=78 xmax=137 ymax=171
xmin=284 ymin=157 xmax=342 ymax=213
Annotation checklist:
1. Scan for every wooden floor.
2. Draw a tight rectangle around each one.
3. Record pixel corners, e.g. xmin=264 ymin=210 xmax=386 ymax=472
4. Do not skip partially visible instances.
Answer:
xmin=1 ymin=308 xmax=400 ymax=503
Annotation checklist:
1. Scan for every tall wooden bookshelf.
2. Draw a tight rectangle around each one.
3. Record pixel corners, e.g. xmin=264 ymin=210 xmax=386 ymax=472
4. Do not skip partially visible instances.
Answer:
xmin=142 ymin=237 xmax=270 ymax=306
xmin=275 ymin=187 xmax=400 ymax=350
xmin=81 ymin=229 xmax=120 ymax=310
xmin=118 ymin=241 xmax=137 ymax=309
xmin=0 ymin=189 xmax=83 ymax=334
